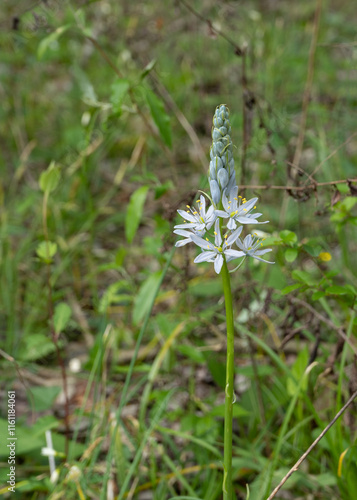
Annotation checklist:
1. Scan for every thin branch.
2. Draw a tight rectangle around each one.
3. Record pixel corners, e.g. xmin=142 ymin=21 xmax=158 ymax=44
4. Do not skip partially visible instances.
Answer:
xmin=290 ymin=297 xmax=357 ymax=356
xmin=308 ymin=130 xmax=357 ymax=180
xmin=177 ymin=0 xmax=242 ymax=55
xmin=266 ymin=388 xmax=357 ymax=500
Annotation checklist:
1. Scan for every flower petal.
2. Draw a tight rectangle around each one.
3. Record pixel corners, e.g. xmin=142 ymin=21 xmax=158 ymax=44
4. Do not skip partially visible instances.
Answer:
xmin=224 ymin=249 xmax=245 ymax=259
xmin=214 ymin=254 xmax=224 ymax=274
xmin=173 ymin=229 xmax=194 ymax=237
xmin=253 ymin=249 xmax=272 ymax=256
xmin=235 ymin=216 xmax=258 ymax=224
xmin=251 ymin=255 xmax=275 ymax=264
xmin=191 ymin=234 xmax=215 ymax=251
xmin=177 ymin=210 xmax=197 ymax=223
xmin=194 ymin=251 xmax=217 ymax=263
xmin=227 ymin=218 xmax=237 ymax=230
xmin=214 ymin=219 xmax=222 ymax=246
xmin=199 ymin=195 xmax=206 ymax=215
xmin=174 ymin=223 xmax=197 ymax=229
xmin=175 ymin=238 xmax=191 ymax=247
xmin=226 ymin=226 xmax=243 ymax=245
xmin=215 ymin=210 xmax=229 ymax=218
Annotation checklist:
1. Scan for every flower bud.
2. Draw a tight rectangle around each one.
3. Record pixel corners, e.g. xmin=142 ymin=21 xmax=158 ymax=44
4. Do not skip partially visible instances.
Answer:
xmin=208 ymin=104 xmax=236 ymax=206
xmin=217 ymin=168 xmax=229 ymax=189
xmin=210 ymin=179 xmax=221 ymax=205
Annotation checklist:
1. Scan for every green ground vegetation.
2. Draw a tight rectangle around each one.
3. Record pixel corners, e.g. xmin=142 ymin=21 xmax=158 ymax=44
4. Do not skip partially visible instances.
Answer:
xmin=0 ymin=0 xmax=357 ymax=499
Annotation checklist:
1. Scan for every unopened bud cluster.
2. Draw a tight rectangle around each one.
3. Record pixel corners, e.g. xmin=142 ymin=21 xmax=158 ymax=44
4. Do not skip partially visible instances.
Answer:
xmin=173 ymin=105 xmax=273 ymax=274
xmin=209 ymin=105 xmax=236 ymax=206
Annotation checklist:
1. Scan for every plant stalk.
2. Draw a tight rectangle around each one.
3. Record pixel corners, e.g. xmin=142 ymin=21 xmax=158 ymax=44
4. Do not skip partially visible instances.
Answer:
xmin=221 ymin=258 xmax=235 ymax=500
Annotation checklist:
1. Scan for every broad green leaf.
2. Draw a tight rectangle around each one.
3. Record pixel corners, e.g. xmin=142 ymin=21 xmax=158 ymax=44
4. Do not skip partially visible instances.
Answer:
xmin=132 ymin=271 xmax=161 ymax=325
xmin=312 ymin=290 xmax=325 ymax=300
xmin=111 ymin=79 xmax=130 ymax=113
xmin=125 ymin=186 xmax=149 ymax=243
xmin=303 ymin=243 xmax=322 ymax=257
xmin=38 ymin=25 xmax=71 ymax=60
xmin=36 ymin=241 xmax=58 ymax=263
xmin=53 ymin=302 xmax=72 ymax=334
xmin=18 ymin=333 xmax=57 ymax=361
xmin=292 ymin=269 xmax=317 ymax=286
xmin=27 ymin=386 xmax=61 ymax=412
xmin=284 ymin=248 xmax=298 ymax=262
xmin=281 ymin=283 xmax=302 ymax=295
xmin=279 ymin=230 xmax=297 ymax=246
xmin=145 ymin=88 xmax=172 ymax=148
xmin=39 ymin=162 xmax=61 ymax=193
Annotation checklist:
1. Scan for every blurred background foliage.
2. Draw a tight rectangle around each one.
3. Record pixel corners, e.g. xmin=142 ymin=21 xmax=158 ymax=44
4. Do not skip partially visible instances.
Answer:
xmin=0 ymin=0 xmax=356 ymax=499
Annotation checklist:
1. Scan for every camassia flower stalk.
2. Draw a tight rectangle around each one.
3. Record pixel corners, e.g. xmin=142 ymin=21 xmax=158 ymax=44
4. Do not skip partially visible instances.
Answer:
xmin=173 ymin=104 xmax=274 ymax=500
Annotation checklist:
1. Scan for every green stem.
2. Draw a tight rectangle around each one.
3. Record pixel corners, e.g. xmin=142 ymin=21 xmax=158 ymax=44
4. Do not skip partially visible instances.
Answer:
xmin=221 ymin=258 xmax=235 ymax=500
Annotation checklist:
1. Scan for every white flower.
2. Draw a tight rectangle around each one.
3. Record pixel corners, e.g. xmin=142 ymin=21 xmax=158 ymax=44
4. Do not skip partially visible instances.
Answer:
xmin=173 ymin=228 xmax=205 ymax=247
xmin=235 ymin=233 xmax=274 ymax=264
xmin=216 ymin=186 xmax=268 ymax=230
xmin=190 ymin=220 xmax=245 ymax=274
xmin=174 ymin=195 xmax=216 ymax=246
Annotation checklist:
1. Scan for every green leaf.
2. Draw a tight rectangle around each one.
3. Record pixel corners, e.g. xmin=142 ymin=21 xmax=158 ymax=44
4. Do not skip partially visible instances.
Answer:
xmin=205 ymin=355 xmax=226 ymax=389
xmin=39 ymin=162 xmax=61 ymax=193
xmin=110 ymin=79 xmax=130 ymax=113
xmin=287 ymin=346 xmax=309 ymax=396
xmin=38 ymin=25 xmax=71 ymax=60
xmin=279 ymin=230 xmax=297 ymax=246
xmin=18 ymin=333 xmax=57 ymax=361
xmin=27 ymin=386 xmax=61 ymax=412
xmin=176 ymin=344 xmax=205 ymax=364
xmin=145 ymin=88 xmax=172 ymax=148
xmin=209 ymin=403 xmax=250 ymax=418
xmin=98 ymin=281 xmax=132 ymax=314
xmin=284 ymin=248 xmax=298 ymax=262
xmin=36 ymin=241 xmax=58 ymax=263
xmin=302 ymin=243 xmax=322 ymax=257
xmin=53 ymin=302 xmax=72 ymax=334
xmin=0 ymin=416 xmax=58 ymax=457
xmin=125 ymin=186 xmax=149 ymax=243
xmin=133 ymin=271 xmax=161 ymax=325
xmin=312 ymin=290 xmax=325 ymax=300
xmin=292 ymin=270 xmax=317 ymax=286
xmin=281 ymin=283 xmax=303 ymax=295
xmin=141 ymin=59 xmax=157 ymax=79
xmin=325 ymin=285 xmax=350 ymax=295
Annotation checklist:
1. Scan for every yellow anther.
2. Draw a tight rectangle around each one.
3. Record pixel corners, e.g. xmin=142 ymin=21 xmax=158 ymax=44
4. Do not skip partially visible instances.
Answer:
xmin=206 ymin=238 xmax=209 ymax=241
xmin=238 ymin=195 xmax=242 ymax=198
xmin=214 ymin=231 xmax=217 ymax=235
xmin=224 ymin=234 xmax=228 ymax=239
xmin=254 ymin=206 xmax=256 ymax=209
xmin=186 ymin=205 xmax=190 ymax=208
